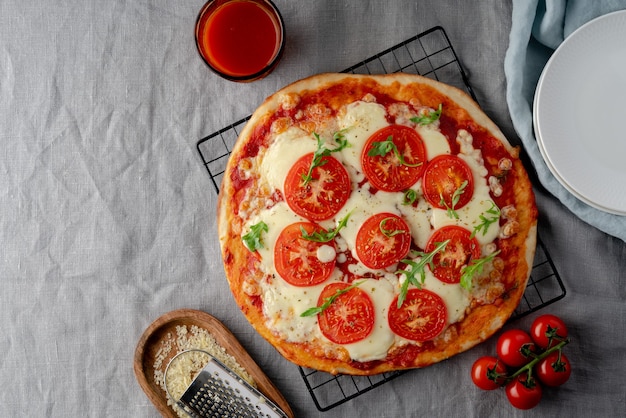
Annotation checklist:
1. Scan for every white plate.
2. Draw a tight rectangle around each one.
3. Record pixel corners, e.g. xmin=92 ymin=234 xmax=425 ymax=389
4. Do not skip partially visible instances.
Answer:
xmin=533 ymin=10 xmax=626 ymax=216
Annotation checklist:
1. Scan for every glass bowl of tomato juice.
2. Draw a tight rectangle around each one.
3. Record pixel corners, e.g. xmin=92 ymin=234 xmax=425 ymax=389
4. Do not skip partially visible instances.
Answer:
xmin=195 ymin=0 xmax=285 ymax=82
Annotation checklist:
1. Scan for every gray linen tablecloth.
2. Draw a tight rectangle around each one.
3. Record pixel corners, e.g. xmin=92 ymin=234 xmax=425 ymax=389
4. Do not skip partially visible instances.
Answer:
xmin=1 ymin=1 xmax=625 ymax=417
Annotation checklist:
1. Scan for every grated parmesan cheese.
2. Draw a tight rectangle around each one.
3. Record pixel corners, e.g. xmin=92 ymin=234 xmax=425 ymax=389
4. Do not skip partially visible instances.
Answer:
xmin=152 ymin=325 xmax=255 ymax=418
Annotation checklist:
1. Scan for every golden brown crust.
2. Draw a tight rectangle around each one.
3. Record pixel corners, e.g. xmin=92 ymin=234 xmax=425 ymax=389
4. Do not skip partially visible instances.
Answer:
xmin=218 ymin=73 xmax=537 ymax=375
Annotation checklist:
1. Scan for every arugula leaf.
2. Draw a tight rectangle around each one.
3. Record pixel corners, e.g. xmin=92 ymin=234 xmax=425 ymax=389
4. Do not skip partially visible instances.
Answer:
xmin=440 ymin=180 xmax=468 ymax=219
xmin=402 ymin=189 xmax=418 ymax=206
xmin=301 ymin=212 xmax=351 ymax=242
xmin=300 ymin=281 xmax=365 ymax=317
xmin=410 ymin=103 xmax=443 ymax=126
xmin=367 ymin=135 xmax=422 ymax=167
xmin=471 ymin=202 xmax=501 ymax=238
xmin=396 ymin=240 xmax=450 ymax=308
xmin=333 ymin=129 xmax=350 ymax=149
xmin=368 ymin=137 xmax=395 ymax=157
xmin=459 ymin=250 xmax=501 ymax=290
xmin=301 ymin=130 xmax=351 ymax=185
xmin=379 ymin=217 xmax=405 ymax=238
xmin=242 ymin=221 xmax=268 ymax=252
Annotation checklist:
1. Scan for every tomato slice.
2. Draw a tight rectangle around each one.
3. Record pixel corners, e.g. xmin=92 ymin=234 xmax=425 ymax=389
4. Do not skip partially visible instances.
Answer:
xmin=388 ymin=288 xmax=447 ymax=341
xmin=318 ymin=282 xmax=375 ymax=344
xmin=355 ymin=213 xmax=411 ymax=269
xmin=284 ymin=153 xmax=351 ymax=221
xmin=361 ymin=125 xmax=427 ymax=192
xmin=274 ymin=222 xmax=335 ymax=286
xmin=425 ymin=225 xmax=480 ymax=284
xmin=422 ymin=154 xmax=474 ymax=210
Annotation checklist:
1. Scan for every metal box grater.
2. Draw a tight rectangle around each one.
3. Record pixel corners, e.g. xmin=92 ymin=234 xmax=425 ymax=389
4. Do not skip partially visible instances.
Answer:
xmin=165 ymin=350 xmax=288 ymax=418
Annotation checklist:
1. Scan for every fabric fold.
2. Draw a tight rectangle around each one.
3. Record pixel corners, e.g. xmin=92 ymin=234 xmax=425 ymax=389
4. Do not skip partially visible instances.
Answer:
xmin=504 ymin=0 xmax=626 ymax=242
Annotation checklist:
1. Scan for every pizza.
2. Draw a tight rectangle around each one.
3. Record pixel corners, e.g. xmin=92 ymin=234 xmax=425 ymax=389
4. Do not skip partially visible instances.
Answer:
xmin=217 ymin=73 xmax=537 ymax=375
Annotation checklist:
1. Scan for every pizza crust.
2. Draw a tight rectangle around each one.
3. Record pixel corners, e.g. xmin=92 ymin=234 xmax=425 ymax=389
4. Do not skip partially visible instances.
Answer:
xmin=217 ymin=73 xmax=537 ymax=375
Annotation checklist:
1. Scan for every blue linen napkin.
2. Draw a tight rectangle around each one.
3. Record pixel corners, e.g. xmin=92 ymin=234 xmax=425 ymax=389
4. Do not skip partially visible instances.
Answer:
xmin=504 ymin=0 xmax=626 ymax=241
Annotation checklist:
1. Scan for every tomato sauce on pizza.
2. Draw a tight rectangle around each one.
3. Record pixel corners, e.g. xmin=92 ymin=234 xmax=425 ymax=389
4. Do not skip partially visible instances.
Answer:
xmin=218 ymin=73 xmax=537 ymax=375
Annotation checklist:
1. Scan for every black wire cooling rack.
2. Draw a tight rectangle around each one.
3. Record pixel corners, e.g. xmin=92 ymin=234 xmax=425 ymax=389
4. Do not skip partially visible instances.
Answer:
xmin=196 ymin=26 xmax=566 ymax=412
xmin=297 ymin=235 xmax=563 ymax=411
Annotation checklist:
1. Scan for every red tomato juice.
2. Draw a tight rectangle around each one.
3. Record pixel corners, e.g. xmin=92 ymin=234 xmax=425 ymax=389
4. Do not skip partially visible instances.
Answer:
xmin=197 ymin=0 xmax=283 ymax=78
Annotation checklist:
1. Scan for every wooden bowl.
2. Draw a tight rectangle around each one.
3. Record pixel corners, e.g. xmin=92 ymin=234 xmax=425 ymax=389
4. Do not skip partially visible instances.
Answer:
xmin=134 ymin=308 xmax=294 ymax=417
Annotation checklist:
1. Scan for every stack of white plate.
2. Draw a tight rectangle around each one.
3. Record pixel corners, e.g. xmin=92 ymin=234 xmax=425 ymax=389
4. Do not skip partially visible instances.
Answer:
xmin=533 ymin=10 xmax=626 ymax=216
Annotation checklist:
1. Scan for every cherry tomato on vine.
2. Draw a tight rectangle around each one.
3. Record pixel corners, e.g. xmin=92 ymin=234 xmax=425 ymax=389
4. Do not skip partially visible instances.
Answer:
xmin=530 ymin=314 xmax=569 ymax=349
xmin=496 ymin=329 xmax=536 ymax=367
xmin=505 ymin=375 xmax=542 ymax=410
xmin=535 ymin=351 xmax=572 ymax=387
xmin=470 ymin=356 xmax=507 ymax=390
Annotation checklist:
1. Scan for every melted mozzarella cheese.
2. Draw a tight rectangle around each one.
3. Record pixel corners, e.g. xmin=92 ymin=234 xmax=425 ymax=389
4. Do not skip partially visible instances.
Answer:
xmin=422 ymin=270 xmax=470 ymax=324
xmin=317 ymin=245 xmax=336 ymax=263
xmin=430 ymin=148 xmax=500 ymax=245
xmin=397 ymin=187 xmax=433 ymax=250
xmin=418 ymin=126 xmax=451 ymax=159
xmin=328 ymin=187 xmax=401 ymax=273
xmin=337 ymin=101 xmax=389 ymax=171
xmin=244 ymin=202 xmax=305 ymax=271
xmin=262 ymin=279 xmax=326 ymax=342
xmin=340 ymin=278 xmax=396 ymax=361
xmin=396 ymin=266 xmax=470 ymax=326
xmin=259 ymin=126 xmax=316 ymax=193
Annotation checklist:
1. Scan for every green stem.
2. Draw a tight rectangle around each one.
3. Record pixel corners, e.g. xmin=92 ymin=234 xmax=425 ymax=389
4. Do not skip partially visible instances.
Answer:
xmin=506 ymin=338 xmax=570 ymax=382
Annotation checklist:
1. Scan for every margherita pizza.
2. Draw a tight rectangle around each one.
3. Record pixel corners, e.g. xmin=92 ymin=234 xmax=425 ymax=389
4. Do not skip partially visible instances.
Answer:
xmin=217 ymin=73 xmax=537 ymax=375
